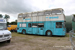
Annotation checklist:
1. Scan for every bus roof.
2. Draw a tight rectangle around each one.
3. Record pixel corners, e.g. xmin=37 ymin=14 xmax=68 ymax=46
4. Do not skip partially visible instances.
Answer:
xmin=18 ymin=8 xmax=63 ymax=15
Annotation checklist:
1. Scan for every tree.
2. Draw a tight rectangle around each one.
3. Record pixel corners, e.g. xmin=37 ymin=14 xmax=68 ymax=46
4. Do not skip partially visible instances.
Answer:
xmin=0 ymin=14 xmax=3 ymax=18
xmin=10 ymin=20 xmax=17 ymax=25
xmin=7 ymin=20 xmax=17 ymax=25
xmin=4 ymin=14 xmax=10 ymax=22
xmin=7 ymin=22 xmax=10 ymax=26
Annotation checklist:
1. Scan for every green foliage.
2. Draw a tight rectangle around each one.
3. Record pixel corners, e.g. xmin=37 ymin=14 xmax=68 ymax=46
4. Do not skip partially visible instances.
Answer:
xmin=7 ymin=20 xmax=17 ymax=25
xmin=65 ymin=16 xmax=72 ymax=32
xmin=0 ymin=14 xmax=3 ymax=18
xmin=65 ymin=33 xmax=69 ymax=37
xmin=4 ymin=14 xmax=10 ymax=19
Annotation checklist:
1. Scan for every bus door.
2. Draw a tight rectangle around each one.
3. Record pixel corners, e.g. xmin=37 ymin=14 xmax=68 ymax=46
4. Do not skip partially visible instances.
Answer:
xmin=32 ymin=23 xmax=38 ymax=34
xmin=38 ymin=23 xmax=44 ymax=35
xmin=28 ymin=23 xmax=32 ymax=34
xmin=62 ymin=22 xmax=66 ymax=35
xmin=54 ymin=22 xmax=63 ymax=35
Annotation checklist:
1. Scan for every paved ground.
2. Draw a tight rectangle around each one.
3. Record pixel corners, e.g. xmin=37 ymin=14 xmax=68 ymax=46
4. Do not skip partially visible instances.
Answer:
xmin=0 ymin=32 xmax=72 ymax=50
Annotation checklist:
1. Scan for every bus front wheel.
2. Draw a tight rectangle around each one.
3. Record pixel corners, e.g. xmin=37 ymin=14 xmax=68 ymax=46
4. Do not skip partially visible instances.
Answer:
xmin=46 ymin=31 xmax=52 ymax=37
xmin=22 ymin=29 xmax=26 ymax=34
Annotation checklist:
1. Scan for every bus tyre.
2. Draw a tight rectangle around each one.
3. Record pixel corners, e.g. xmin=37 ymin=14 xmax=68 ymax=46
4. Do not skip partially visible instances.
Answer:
xmin=22 ymin=30 xmax=26 ymax=34
xmin=46 ymin=31 xmax=52 ymax=37
xmin=7 ymin=40 xmax=11 ymax=43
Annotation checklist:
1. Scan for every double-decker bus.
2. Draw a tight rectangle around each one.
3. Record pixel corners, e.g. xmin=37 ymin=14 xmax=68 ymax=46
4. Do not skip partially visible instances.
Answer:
xmin=17 ymin=8 xmax=66 ymax=36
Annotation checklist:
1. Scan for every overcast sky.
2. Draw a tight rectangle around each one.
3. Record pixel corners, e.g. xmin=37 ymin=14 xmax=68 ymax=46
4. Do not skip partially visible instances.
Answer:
xmin=0 ymin=0 xmax=75 ymax=22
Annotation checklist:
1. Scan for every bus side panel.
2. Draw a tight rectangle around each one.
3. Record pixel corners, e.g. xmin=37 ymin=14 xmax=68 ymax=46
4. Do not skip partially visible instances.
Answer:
xmin=62 ymin=28 xmax=66 ymax=36
xmin=53 ymin=21 xmax=65 ymax=36
xmin=17 ymin=22 xmax=21 ymax=33
xmin=44 ymin=21 xmax=54 ymax=35
xmin=17 ymin=22 xmax=28 ymax=33
xmin=27 ymin=22 xmax=33 ymax=34
xmin=32 ymin=27 xmax=38 ymax=35
xmin=38 ymin=21 xmax=44 ymax=35
xmin=44 ymin=21 xmax=66 ymax=36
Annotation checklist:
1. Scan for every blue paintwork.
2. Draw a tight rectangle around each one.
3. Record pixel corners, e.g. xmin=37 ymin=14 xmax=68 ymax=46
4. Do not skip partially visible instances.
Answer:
xmin=46 ymin=17 xmax=48 ymax=18
xmin=46 ymin=16 xmax=59 ymax=19
xmin=17 ymin=21 xmax=66 ymax=36
xmin=38 ymin=27 xmax=44 ymax=35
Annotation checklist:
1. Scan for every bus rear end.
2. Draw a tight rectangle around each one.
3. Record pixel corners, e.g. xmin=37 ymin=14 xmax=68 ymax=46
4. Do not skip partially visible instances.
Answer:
xmin=51 ymin=8 xmax=66 ymax=36
xmin=55 ymin=22 xmax=66 ymax=36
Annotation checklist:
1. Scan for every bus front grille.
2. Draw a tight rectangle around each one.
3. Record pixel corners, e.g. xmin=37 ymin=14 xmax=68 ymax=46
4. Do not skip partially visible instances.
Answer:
xmin=4 ymin=35 xmax=9 ymax=37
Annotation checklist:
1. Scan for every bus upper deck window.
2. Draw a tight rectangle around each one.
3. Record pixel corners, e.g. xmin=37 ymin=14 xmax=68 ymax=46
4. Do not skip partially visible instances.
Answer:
xmin=52 ymin=10 xmax=61 ymax=15
xmin=56 ymin=22 xmax=62 ymax=28
xmin=18 ymin=15 xmax=22 ymax=18
xmin=23 ymin=14 xmax=27 ymax=17
xmin=27 ymin=14 xmax=31 ymax=17
xmin=32 ymin=13 xmax=37 ymax=17
xmin=45 ymin=11 xmax=51 ymax=16
xmin=38 ymin=12 xmax=44 ymax=16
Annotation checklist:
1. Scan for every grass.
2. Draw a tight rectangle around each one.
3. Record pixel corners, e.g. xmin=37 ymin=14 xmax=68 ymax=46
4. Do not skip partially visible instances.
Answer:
xmin=0 ymin=32 xmax=71 ymax=50
xmin=66 ymin=33 xmax=69 ymax=37
xmin=57 ymin=39 xmax=60 ymax=40
xmin=12 ymin=32 xmax=25 ymax=37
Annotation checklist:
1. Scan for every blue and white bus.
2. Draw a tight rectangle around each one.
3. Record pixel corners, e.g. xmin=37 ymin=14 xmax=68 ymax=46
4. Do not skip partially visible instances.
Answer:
xmin=17 ymin=8 xmax=66 ymax=36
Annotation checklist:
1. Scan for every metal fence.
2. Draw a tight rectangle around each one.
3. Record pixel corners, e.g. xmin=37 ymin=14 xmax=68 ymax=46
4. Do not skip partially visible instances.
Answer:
xmin=69 ymin=30 xmax=75 ymax=50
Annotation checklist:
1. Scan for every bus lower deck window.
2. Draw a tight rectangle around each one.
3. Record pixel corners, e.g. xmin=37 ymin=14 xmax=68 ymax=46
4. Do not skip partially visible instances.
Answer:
xmin=56 ymin=22 xmax=62 ymax=28
xmin=32 ymin=23 xmax=37 ymax=27
xmin=28 ymin=23 xmax=31 ymax=27
xmin=38 ymin=23 xmax=44 ymax=27
xmin=19 ymin=24 xmax=21 ymax=27
xmin=22 ymin=23 xmax=26 ymax=27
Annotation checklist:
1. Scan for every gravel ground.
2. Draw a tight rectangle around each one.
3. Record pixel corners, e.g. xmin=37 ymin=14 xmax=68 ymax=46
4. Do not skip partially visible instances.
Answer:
xmin=0 ymin=32 xmax=72 ymax=50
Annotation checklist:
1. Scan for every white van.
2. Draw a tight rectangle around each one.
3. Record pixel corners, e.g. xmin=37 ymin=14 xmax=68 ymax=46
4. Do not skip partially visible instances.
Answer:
xmin=0 ymin=18 xmax=11 ymax=43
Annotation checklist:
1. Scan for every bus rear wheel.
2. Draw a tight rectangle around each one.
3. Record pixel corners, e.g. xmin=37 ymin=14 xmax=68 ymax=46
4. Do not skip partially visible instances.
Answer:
xmin=22 ymin=30 xmax=26 ymax=34
xmin=46 ymin=31 xmax=52 ymax=37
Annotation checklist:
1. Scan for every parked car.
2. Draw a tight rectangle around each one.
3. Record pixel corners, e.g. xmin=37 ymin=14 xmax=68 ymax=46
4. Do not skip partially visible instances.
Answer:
xmin=0 ymin=18 xmax=11 ymax=43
